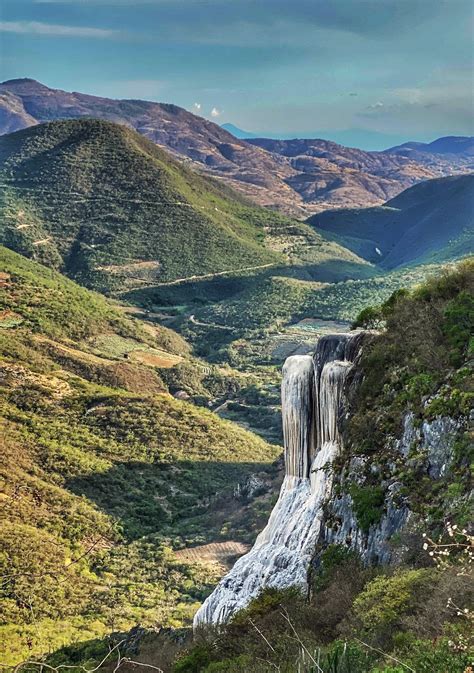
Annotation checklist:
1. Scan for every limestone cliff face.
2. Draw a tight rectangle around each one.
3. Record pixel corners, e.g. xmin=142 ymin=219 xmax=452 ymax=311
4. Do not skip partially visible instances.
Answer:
xmin=193 ymin=332 xmax=469 ymax=627
xmin=321 ymin=410 xmax=467 ymax=567
xmin=194 ymin=333 xmax=365 ymax=626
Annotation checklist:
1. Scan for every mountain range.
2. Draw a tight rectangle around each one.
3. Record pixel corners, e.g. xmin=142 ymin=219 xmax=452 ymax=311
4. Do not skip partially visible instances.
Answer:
xmin=1 ymin=78 xmax=472 ymax=217
xmin=0 ymin=116 xmax=471 ymax=345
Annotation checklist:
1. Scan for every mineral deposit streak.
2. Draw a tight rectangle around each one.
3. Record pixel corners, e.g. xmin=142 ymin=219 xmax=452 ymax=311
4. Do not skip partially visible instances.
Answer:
xmin=193 ymin=333 xmax=362 ymax=627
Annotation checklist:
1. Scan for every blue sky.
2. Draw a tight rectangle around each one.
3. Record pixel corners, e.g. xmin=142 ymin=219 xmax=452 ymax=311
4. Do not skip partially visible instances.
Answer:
xmin=1 ymin=0 xmax=473 ymax=149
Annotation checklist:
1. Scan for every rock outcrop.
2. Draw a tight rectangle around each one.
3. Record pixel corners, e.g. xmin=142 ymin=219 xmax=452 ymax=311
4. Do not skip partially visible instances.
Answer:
xmin=193 ymin=333 xmax=364 ymax=626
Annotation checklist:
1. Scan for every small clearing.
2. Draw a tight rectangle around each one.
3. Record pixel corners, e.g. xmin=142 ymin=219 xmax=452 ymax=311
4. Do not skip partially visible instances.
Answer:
xmin=128 ymin=349 xmax=182 ymax=368
xmin=174 ymin=541 xmax=250 ymax=568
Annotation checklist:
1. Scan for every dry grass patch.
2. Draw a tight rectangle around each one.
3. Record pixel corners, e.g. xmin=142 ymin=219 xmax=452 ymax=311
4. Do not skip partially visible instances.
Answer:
xmin=128 ymin=349 xmax=182 ymax=368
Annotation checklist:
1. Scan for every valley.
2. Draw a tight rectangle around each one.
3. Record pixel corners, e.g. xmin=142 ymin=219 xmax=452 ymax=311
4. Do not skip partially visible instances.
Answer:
xmin=0 ymin=107 xmax=472 ymax=672
xmin=0 ymin=245 xmax=285 ymax=662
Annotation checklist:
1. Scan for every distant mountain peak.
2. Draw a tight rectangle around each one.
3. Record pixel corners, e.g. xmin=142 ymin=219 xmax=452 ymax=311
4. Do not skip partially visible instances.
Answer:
xmin=0 ymin=78 xmax=53 ymax=95
xmin=386 ymin=135 xmax=474 ymax=156
xmin=1 ymin=77 xmax=46 ymax=87
xmin=221 ymin=123 xmax=259 ymax=139
xmin=1 ymin=77 xmax=40 ymax=84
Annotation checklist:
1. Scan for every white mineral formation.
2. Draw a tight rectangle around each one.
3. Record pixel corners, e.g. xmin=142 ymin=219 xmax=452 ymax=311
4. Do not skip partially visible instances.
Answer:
xmin=193 ymin=334 xmax=362 ymax=627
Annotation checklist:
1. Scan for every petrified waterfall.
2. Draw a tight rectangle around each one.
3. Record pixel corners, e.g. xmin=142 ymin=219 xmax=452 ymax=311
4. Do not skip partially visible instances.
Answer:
xmin=193 ymin=333 xmax=363 ymax=627
xmin=281 ymin=355 xmax=315 ymax=479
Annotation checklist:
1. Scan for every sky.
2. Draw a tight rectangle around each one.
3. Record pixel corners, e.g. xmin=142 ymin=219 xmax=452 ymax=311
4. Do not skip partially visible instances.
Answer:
xmin=0 ymin=0 xmax=473 ymax=150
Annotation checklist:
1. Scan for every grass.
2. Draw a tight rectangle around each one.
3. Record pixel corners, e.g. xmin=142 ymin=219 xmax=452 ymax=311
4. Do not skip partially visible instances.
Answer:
xmin=0 ymin=244 xmax=142 ymax=342
xmin=0 ymin=247 xmax=281 ymax=664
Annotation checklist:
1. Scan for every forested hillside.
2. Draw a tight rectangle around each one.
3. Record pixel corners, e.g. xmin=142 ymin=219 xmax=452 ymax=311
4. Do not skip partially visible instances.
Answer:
xmin=0 ymin=120 xmax=364 ymax=293
xmin=309 ymin=174 xmax=474 ymax=268
xmin=0 ymin=246 xmax=281 ymax=664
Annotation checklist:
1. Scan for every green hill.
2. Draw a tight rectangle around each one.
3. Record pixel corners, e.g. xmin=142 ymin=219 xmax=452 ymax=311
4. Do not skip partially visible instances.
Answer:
xmin=309 ymin=174 xmax=474 ymax=268
xmin=0 ymin=247 xmax=280 ymax=663
xmin=0 ymin=119 xmax=366 ymax=295
xmin=0 ymin=119 xmax=278 ymax=291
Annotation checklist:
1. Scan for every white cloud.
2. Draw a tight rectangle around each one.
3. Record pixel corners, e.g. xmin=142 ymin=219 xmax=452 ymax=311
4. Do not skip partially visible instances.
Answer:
xmin=367 ymin=101 xmax=384 ymax=109
xmin=0 ymin=20 xmax=120 ymax=38
xmin=211 ymin=107 xmax=221 ymax=118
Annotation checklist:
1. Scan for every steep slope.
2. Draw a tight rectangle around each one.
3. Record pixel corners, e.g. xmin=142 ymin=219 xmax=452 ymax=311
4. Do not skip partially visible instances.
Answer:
xmin=0 ymin=246 xmax=280 ymax=663
xmin=0 ymin=119 xmax=371 ymax=293
xmin=0 ymin=79 xmax=466 ymax=216
xmin=0 ymin=91 xmax=37 ymax=134
xmin=308 ymin=174 xmax=474 ymax=268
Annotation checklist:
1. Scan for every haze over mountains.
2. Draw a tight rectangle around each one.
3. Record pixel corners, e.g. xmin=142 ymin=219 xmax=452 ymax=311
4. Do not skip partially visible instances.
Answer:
xmin=1 ymin=78 xmax=472 ymax=217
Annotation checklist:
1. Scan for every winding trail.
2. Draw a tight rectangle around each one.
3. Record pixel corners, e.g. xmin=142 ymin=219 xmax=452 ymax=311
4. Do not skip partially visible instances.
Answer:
xmin=114 ymin=261 xmax=279 ymax=296
xmin=151 ymin=262 xmax=277 ymax=287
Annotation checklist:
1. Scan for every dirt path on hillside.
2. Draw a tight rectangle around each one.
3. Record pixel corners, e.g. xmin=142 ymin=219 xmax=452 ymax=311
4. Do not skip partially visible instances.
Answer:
xmin=148 ymin=262 xmax=277 ymax=288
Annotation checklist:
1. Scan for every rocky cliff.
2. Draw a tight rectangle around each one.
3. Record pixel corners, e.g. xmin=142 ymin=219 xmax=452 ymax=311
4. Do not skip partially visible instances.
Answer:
xmin=194 ymin=332 xmax=369 ymax=625
xmin=194 ymin=258 xmax=473 ymax=626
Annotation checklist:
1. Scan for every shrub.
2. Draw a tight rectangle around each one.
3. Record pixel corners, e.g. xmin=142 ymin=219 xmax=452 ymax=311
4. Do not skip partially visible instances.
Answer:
xmin=348 ymin=485 xmax=385 ymax=533
xmin=204 ymin=655 xmax=253 ymax=672
xmin=352 ymin=569 xmax=436 ymax=644
xmin=352 ymin=305 xmax=384 ymax=330
xmin=173 ymin=644 xmax=215 ymax=673
xmin=442 ymin=290 xmax=474 ymax=365
xmin=232 ymin=587 xmax=302 ymax=625
xmin=313 ymin=545 xmax=361 ymax=592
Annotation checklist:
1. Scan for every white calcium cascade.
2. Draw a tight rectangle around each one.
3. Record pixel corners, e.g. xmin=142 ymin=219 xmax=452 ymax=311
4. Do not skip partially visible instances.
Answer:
xmin=193 ymin=334 xmax=361 ymax=627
